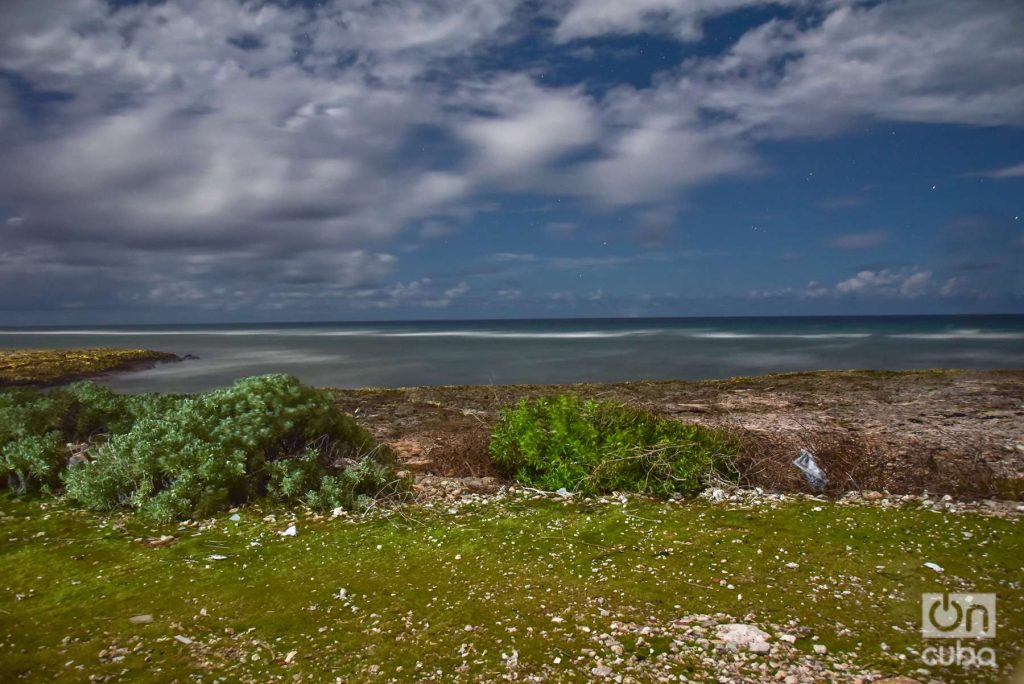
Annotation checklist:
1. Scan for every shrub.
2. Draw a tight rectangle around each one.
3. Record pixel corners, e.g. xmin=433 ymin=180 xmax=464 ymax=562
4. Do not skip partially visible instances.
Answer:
xmin=1 ymin=375 xmax=405 ymax=520
xmin=489 ymin=395 xmax=737 ymax=497
xmin=63 ymin=374 xmax=404 ymax=520
xmin=0 ymin=432 xmax=65 ymax=495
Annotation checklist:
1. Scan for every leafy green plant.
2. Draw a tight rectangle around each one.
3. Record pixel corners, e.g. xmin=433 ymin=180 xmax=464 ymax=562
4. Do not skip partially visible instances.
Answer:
xmin=1 ymin=375 xmax=405 ymax=520
xmin=489 ymin=395 xmax=737 ymax=497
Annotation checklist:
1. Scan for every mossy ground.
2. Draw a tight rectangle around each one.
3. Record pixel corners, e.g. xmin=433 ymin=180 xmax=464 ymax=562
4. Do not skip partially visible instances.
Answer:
xmin=1 ymin=494 xmax=1020 ymax=682
xmin=0 ymin=350 xmax=178 ymax=387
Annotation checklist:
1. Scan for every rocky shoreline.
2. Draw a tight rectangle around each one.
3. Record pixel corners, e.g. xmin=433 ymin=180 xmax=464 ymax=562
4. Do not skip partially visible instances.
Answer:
xmin=333 ymin=369 xmax=1024 ymax=502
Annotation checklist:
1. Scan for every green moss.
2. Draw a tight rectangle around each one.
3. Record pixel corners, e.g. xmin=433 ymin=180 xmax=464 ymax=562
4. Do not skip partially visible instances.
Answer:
xmin=0 ymin=495 xmax=1020 ymax=682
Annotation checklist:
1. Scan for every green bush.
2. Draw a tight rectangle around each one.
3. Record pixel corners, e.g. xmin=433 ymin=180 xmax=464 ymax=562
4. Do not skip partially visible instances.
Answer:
xmin=1 ymin=375 xmax=405 ymax=520
xmin=489 ymin=395 xmax=737 ymax=497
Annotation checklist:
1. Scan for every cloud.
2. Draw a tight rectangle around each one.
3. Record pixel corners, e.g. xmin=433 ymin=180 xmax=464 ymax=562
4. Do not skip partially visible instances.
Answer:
xmin=458 ymin=77 xmax=600 ymax=182
xmin=835 ymin=268 xmax=933 ymax=299
xmin=828 ymin=230 xmax=890 ymax=250
xmin=490 ymin=252 xmax=539 ymax=263
xmin=661 ymin=0 xmax=1024 ymax=137
xmin=553 ymin=0 xmax=803 ymax=43
xmin=972 ymin=162 xmax=1024 ymax=179
xmin=0 ymin=0 xmax=1022 ymax=318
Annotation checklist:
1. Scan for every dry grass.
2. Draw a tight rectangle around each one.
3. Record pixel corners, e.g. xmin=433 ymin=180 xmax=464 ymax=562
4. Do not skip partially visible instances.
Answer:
xmin=733 ymin=427 xmax=1003 ymax=499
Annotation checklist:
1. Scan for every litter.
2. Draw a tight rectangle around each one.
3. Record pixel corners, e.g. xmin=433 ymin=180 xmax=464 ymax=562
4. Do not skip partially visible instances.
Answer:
xmin=279 ymin=525 xmax=297 ymax=537
xmin=924 ymin=562 xmax=944 ymax=573
xmin=793 ymin=448 xmax=827 ymax=492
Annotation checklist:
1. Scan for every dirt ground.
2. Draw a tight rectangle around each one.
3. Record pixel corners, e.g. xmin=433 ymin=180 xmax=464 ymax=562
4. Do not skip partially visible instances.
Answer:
xmin=332 ymin=369 xmax=1024 ymax=500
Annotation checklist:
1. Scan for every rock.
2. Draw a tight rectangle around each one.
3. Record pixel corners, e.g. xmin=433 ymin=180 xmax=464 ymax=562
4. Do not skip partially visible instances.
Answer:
xmin=129 ymin=614 xmax=153 ymax=624
xmin=873 ymin=679 xmax=922 ymax=684
xmin=591 ymin=664 xmax=612 ymax=678
xmin=174 ymin=635 xmax=192 ymax=645
xmin=460 ymin=477 xmax=501 ymax=493
xmin=813 ymin=644 xmax=828 ymax=655
xmin=716 ymin=623 xmax=771 ymax=651
xmin=141 ymin=535 xmax=177 ymax=548
xmin=749 ymin=641 xmax=771 ymax=653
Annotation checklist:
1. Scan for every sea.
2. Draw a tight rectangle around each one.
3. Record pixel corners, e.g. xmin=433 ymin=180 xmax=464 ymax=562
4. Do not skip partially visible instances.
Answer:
xmin=1 ymin=315 xmax=1022 ymax=394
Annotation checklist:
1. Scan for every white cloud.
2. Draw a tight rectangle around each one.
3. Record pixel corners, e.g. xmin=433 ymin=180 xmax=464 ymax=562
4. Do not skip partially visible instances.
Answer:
xmin=836 ymin=268 xmax=933 ymax=299
xmin=459 ymin=78 xmax=599 ymax=181
xmin=0 ymin=0 xmax=1022 ymax=317
xmin=553 ymin=0 xmax=804 ymax=43
xmin=671 ymin=0 xmax=1024 ymax=136
xmin=974 ymin=162 xmax=1024 ymax=179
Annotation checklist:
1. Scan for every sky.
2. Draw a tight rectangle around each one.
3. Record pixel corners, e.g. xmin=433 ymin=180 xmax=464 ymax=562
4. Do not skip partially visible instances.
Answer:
xmin=0 ymin=0 xmax=1022 ymax=325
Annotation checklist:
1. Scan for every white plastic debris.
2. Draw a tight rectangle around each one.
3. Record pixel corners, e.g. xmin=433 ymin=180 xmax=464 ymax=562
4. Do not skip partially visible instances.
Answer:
xmin=924 ymin=562 xmax=944 ymax=573
xmin=229 ymin=513 xmax=241 ymax=522
xmin=793 ymin=448 xmax=827 ymax=492
xmin=279 ymin=524 xmax=297 ymax=537
xmin=174 ymin=635 xmax=193 ymax=645
xmin=208 ymin=554 xmax=227 ymax=561
xmin=555 ymin=487 xmax=571 ymax=498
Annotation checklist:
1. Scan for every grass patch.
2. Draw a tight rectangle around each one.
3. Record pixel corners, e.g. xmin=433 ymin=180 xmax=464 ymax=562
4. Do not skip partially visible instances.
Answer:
xmin=0 ymin=494 xmax=1020 ymax=682
xmin=490 ymin=395 xmax=737 ymax=496
xmin=0 ymin=349 xmax=178 ymax=387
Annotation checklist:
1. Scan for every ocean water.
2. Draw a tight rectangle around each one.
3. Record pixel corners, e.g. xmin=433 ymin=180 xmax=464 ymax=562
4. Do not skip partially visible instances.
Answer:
xmin=1 ymin=315 xmax=1022 ymax=393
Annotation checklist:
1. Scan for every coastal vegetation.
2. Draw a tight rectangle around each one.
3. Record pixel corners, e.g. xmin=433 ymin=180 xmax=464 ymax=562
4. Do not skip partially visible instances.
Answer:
xmin=0 ymin=353 xmax=1021 ymax=681
xmin=0 ymin=375 xmax=406 ymax=521
xmin=490 ymin=395 xmax=737 ymax=496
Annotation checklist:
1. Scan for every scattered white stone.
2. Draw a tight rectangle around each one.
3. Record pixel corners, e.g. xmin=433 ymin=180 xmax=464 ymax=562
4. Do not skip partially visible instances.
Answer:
xmin=785 ymin=562 xmax=799 ymax=569
xmin=716 ymin=623 xmax=771 ymax=652
xmin=129 ymin=614 xmax=153 ymax=624
xmin=813 ymin=644 xmax=828 ymax=655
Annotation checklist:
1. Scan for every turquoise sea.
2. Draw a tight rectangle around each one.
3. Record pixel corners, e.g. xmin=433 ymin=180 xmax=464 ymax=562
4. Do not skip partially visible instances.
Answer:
xmin=1 ymin=315 xmax=1022 ymax=393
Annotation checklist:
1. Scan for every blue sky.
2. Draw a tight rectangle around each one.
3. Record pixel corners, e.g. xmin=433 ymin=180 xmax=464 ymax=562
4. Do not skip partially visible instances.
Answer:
xmin=0 ymin=0 xmax=1021 ymax=324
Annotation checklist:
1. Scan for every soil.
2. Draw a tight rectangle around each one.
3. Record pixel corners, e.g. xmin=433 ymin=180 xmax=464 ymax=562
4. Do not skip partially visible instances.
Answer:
xmin=332 ymin=369 xmax=1024 ymax=500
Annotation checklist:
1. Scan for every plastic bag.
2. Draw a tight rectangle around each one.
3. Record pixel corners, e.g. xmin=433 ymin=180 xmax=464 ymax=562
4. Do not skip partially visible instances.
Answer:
xmin=793 ymin=448 xmax=827 ymax=492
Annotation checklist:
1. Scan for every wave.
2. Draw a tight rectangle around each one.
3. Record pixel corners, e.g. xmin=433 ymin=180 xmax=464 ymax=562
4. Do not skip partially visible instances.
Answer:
xmin=889 ymin=329 xmax=1024 ymax=340
xmin=686 ymin=332 xmax=872 ymax=340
